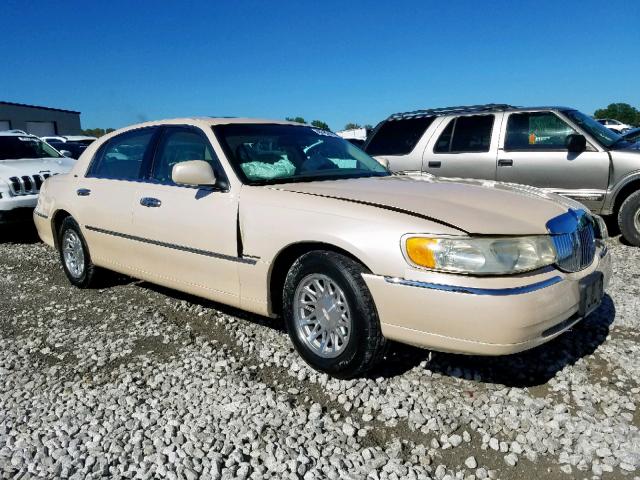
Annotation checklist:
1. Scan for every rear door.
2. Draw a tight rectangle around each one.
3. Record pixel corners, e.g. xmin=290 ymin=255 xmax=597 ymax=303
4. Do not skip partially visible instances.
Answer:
xmin=496 ymin=111 xmax=609 ymax=210
xmin=129 ymin=125 xmax=240 ymax=301
xmin=74 ymin=127 xmax=159 ymax=266
xmin=422 ymin=114 xmax=501 ymax=180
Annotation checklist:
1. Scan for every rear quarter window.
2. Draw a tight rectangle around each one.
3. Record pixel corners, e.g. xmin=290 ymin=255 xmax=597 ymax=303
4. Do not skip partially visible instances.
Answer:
xmin=365 ymin=117 xmax=435 ymax=156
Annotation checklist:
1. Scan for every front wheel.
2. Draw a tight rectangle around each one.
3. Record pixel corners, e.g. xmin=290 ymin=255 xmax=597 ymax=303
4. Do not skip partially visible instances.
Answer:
xmin=57 ymin=216 xmax=100 ymax=288
xmin=618 ymin=190 xmax=640 ymax=247
xmin=282 ymin=251 xmax=386 ymax=378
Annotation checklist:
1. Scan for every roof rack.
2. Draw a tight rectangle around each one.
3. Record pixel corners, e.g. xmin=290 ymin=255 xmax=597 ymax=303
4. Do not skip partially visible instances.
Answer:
xmin=388 ymin=103 xmax=517 ymax=121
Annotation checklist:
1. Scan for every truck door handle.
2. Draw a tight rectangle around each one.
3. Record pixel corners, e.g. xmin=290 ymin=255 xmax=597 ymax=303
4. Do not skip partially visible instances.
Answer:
xmin=76 ymin=188 xmax=91 ymax=196
xmin=498 ymin=159 xmax=513 ymax=167
xmin=140 ymin=197 xmax=162 ymax=208
xmin=428 ymin=161 xmax=441 ymax=168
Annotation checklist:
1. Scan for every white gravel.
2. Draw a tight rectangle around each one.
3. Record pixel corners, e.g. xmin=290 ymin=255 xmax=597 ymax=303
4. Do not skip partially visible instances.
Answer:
xmin=0 ymin=233 xmax=639 ymax=480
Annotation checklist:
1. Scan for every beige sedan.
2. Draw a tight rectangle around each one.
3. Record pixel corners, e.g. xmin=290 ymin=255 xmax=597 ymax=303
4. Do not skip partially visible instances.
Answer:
xmin=34 ymin=118 xmax=612 ymax=378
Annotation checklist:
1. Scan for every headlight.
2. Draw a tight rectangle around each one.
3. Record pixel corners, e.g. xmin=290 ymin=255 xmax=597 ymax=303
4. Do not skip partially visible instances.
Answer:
xmin=404 ymin=235 xmax=557 ymax=275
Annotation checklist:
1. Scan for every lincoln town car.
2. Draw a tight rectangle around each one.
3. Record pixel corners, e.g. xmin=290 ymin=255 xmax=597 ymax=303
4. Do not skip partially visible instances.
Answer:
xmin=33 ymin=118 xmax=612 ymax=377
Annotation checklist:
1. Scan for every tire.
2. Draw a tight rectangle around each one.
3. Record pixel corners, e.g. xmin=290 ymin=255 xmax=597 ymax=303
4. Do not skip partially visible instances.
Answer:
xmin=282 ymin=251 xmax=386 ymax=378
xmin=57 ymin=216 xmax=100 ymax=288
xmin=617 ymin=190 xmax=640 ymax=247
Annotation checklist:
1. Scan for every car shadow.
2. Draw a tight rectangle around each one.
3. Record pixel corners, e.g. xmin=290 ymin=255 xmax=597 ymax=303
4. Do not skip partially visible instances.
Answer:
xmin=113 ymin=278 xmax=614 ymax=387
xmin=0 ymin=223 xmax=41 ymax=244
xmin=367 ymin=294 xmax=616 ymax=387
xmin=136 ymin=281 xmax=286 ymax=333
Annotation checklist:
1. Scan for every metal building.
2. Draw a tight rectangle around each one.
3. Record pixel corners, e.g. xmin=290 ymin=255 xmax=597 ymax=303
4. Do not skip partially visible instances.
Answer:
xmin=0 ymin=101 xmax=82 ymax=136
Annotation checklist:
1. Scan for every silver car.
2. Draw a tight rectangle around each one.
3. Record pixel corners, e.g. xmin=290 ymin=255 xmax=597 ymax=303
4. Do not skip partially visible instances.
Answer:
xmin=365 ymin=104 xmax=640 ymax=246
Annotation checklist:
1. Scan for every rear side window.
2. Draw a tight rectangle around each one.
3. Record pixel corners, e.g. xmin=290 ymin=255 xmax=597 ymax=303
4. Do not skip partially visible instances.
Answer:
xmin=505 ymin=112 xmax=576 ymax=151
xmin=365 ymin=117 xmax=435 ymax=156
xmin=88 ymin=128 xmax=155 ymax=180
xmin=434 ymin=115 xmax=494 ymax=153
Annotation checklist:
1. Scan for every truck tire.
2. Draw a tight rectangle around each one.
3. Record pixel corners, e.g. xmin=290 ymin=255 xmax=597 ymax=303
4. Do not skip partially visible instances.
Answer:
xmin=618 ymin=190 xmax=640 ymax=246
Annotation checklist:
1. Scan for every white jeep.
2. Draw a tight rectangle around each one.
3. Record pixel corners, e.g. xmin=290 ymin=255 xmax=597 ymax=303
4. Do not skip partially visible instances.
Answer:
xmin=0 ymin=132 xmax=75 ymax=225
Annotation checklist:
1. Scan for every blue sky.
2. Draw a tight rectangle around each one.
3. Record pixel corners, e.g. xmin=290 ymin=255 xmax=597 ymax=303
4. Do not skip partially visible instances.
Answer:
xmin=2 ymin=0 xmax=639 ymax=131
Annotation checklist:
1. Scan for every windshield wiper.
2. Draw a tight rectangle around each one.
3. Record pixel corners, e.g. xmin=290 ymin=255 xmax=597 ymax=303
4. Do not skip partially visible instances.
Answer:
xmin=252 ymin=172 xmax=388 ymax=186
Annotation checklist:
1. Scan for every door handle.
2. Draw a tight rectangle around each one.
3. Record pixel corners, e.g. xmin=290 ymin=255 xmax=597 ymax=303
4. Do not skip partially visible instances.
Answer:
xmin=140 ymin=197 xmax=162 ymax=208
xmin=76 ymin=188 xmax=91 ymax=196
xmin=428 ymin=161 xmax=442 ymax=168
xmin=498 ymin=159 xmax=514 ymax=167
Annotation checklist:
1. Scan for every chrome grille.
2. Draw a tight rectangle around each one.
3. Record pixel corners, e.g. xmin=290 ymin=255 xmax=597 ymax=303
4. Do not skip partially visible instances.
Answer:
xmin=7 ymin=173 xmax=52 ymax=196
xmin=547 ymin=209 xmax=596 ymax=273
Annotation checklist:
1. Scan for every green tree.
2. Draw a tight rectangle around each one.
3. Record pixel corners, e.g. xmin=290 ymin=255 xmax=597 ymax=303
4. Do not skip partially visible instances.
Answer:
xmin=593 ymin=103 xmax=640 ymax=126
xmin=363 ymin=124 xmax=373 ymax=130
xmin=310 ymin=120 xmax=330 ymax=130
xmin=285 ymin=116 xmax=306 ymax=124
xmin=81 ymin=127 xmax=116 ymax=137
xmin=344 ymin=122 xmax=362 ymax=130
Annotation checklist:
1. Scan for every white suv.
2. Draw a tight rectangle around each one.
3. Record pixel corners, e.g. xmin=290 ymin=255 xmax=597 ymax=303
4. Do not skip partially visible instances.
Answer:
xmin=0 ymin=132 xmax=75 ymax=225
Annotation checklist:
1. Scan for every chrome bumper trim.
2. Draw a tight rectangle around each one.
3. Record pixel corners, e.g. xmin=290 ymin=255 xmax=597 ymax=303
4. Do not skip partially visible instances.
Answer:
xmin=384 ymin=275 xmax=563 ymax=296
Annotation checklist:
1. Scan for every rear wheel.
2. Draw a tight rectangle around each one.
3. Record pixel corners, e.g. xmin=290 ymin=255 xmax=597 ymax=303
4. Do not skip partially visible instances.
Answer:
xmin=283 ymin=251 xmax=386 ymax=378
xmin=618 ymin=190 xmax=640 ymax=246
xmin=57 ymin=216 xmax=100 ymax=288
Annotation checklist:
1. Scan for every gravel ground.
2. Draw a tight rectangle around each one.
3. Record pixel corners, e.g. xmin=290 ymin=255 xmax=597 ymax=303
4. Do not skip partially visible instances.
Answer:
xmin=1 ymin=228 xmax=639 ymax=480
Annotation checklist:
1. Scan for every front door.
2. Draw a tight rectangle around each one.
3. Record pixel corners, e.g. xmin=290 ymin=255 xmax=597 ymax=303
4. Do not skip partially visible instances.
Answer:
xmin=129 ymin=126 xmax=240 ymax=302
xmin=496 ymin=111 xmax=610 ymax=211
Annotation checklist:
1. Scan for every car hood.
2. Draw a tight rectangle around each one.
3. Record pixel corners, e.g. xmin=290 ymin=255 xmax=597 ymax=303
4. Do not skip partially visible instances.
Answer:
xmin=0 ymin=157 xmax=75 ymax=179
xmin=272 ymin=174 xmax=579 ymax=235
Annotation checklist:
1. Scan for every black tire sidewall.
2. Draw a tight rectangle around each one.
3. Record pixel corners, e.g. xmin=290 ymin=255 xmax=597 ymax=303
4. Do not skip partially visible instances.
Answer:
xmin=58 ymin=217 xmax=94 ymax=287
xmin=618 ymin=191 xmax=640 ymax=246
xmin=283 ymin=251 xmax=380 ymax=378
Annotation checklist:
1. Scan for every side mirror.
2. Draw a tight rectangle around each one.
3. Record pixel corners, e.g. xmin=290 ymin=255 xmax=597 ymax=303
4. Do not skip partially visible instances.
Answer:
xmin=172 ymin=160 xmax=216 ymax=186
xmin=59 ymin=150 xmax=73 ymax=157
xmin=566 ymin=134 xmax=586 ymax=153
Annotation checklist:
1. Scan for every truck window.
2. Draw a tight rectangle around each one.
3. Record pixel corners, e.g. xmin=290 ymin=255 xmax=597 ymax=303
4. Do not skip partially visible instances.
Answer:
xmin=505 ymin=112 xmax=576 ymax=151
xmin=365 ymin=117 xmax=435 ymax=156
xmin=434 ymin=115 xmax=494 ymax=153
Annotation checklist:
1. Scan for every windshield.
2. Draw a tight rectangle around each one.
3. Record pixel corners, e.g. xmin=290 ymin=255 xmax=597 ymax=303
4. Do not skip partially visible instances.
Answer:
xmin=213 ymin=124 xmax=389 ymax=185
xmin=562 ymin=110 xmax=623 ymax=148
xmin=0 ymin=136 xmax=62 ymax=160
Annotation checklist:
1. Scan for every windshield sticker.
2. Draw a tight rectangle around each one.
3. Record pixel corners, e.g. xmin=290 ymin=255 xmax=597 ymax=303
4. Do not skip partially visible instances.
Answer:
xmin=528 ymin=133 xmax=536 ymax=144
xmin=311 ymin=128 xmax=339 ymax=138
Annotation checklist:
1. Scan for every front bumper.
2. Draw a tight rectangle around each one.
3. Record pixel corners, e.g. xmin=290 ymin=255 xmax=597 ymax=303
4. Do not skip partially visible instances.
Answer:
xmin=0 ymin=194 xmax=38 ymax=224
xmin=363 ymin=245 xmax=612 ymax=355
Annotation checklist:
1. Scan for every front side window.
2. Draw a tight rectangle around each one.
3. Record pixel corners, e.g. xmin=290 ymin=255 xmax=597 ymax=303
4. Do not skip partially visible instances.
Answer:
xmin=88 ymin=128 xmax=155 ymax=180
xmin=214 ymin=124 xmax=389 ymax=185
xmin=505 ymin=112 xmax=577 ymax=151
xmin=0 ymin=136 xmax=62 ymax=160
xmin=365 ymin=117 xmax=435 ymax=156
xmin=434 ymin=115 xmax=494 ymax=153
xmin=151 ymin=128 xmax=221 ymax=184
xmin=563 ymin=110 xmax=622 ymax=148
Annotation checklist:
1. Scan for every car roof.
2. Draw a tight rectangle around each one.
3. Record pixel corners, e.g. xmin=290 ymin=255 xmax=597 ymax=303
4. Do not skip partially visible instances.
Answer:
xmin=0 ymin=131 xmax=38 ymax=138
xmin=113 ymin=117 xmax=308 ymax=131
xmin=385 ymin=104 xmax=576 ymax=121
